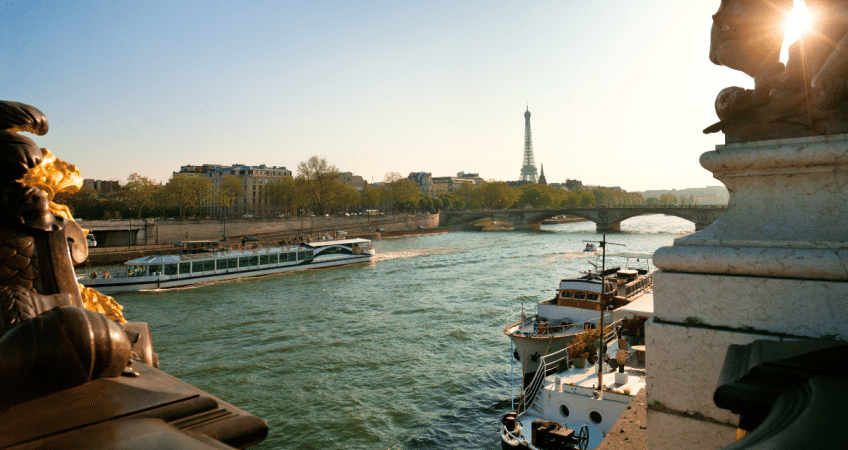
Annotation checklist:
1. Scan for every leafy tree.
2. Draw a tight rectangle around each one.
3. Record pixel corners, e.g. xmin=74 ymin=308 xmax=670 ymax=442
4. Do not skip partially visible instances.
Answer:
xmin=361 ymin=185 xmax=385 ymax=210
xmin=418 ymin=195 xmax=433 ymax=211
xmin=453 ymin=183 xmax=475 ymax=209
xmin=332 ymin=184 xmax=361 ymax=212
xmin=382 ymin=173 xmax=421 ymax=212
xmin=517 ymin=184 xmax=560 ymax=208
xmin=297 ymin=156 xmax=343 ymax=215
xmin=164 ymin=174 xmax=213 ymax=219
xmin=262 ymin=177 xmax=300 ymax=216
xmin=476 ymin=181 xmax=517 ymax=209
xmin=576 ymin=191 xmax=594 ymax=207
xmin=215 ymin=175 xmax=245 ymax=216
xmin=439 ymin=194 xmax=462 ymax=210
xmin=123 ymin=173 xmax=158 ymax=219
xmin=659 ymin=193 xmax=677 ymax=205
xmin=56 ymin=186 xmax=103 ymax=219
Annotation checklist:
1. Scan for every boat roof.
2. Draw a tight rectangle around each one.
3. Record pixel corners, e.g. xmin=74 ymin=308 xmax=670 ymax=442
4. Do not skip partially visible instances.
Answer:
xmin=305 ymin=237 xmax=370 ymax=247
xmin=125 ymin=245 xmax=304 ymax=265
xmin=558 ymin=279 xmax=606 ymax=294
xmin=616 ymin=291 xmax=654 ymax=317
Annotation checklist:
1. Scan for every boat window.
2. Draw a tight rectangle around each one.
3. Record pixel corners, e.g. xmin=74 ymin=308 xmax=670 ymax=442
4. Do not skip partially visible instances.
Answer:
xmin=239 ymin=256 xmax=249 ymax=267
xmin=590 ymin=411 xmax=602 ymax=424
xmin=287 ymin=252 xmax=296 ymax=262
xmin=573 ymin=292 xmax=586 ymax=300
xmin=297 ymin=251 xmax=307 ymax=261
xmin=588 ymin=294 xmax=599 ymax=301
xmin=179 ymin=262 xmax=190 ymax=274
xmin=216 ymin=259 xmax=227 ymax=270
xmin=204 ymin=260 xmax=215 ymax=271
xmin=249 ymin=256 xmax=258 ymax=266
xmin=164 ymin=264 xmax=177 ymax=276
xmin=128 ymin=265 xmax=145 ymax=277
xmin=227 ymin=258 xmax=237 ymax=269
xmin=305 ymin=250 xmax=313 ymax=261
xmin=148 ymin=264 xmax=162 ymax=275
xmin=260 ymin=255 xmax=269 ymax=265
xmin=269 ymin=254 xmax=278 ymax=264
xmin=191 ymin=261 xmax=200 ymax=273
xmin=560 ymin=290 xmax=573 ymax=299
xmin=560 ymin=405 xmax=570 ymax=417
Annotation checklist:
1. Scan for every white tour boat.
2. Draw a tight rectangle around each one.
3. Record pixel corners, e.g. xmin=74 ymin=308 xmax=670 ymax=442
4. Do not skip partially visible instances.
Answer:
xmin=500 ymin=292 xmax=654 ymax=450
xmin=504 ymin=254 xmax=652 ymax=384
xmin=79 ymin=237 xmax=375 ymax=294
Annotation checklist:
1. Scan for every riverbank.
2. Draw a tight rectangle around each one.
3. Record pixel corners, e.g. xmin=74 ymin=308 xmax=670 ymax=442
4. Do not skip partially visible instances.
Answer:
xmin=82 ymin=227 xmax=452 ymax=266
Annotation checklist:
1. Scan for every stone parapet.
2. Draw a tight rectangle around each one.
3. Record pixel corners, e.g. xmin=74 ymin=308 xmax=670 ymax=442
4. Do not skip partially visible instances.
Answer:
xmin=648 ymin=134 xmax=848 ymax=449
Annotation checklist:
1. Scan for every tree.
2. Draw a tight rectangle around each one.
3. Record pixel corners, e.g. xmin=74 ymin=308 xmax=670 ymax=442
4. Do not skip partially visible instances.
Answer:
xmin=476 ymin=181 xmax=517 ymax=209
xmin=123 ymin=173 xmax=158 ymax=219
xmin=55 ymin=186 xmax=103 ymax=219
xmin=263 ymin=177 xmax=298 ymax=216
xmin=297 ymin=156 xmax=342 ymax=215
xmin=453 ymin=183 xmax=475 ymax=209
xmin=361 ymin=185 xmax=385 ymax=210
xmin=164 ymin=175 xmax=213 ymax=219
xmin=332 ymin=185 xmax=361 ymax=212
xmin=517 ymin=184 xmax=561 ymax=208
xmin=439 ymin=194 xmax=462 ymax=210
xmin=382 ymin=172 xmax=421 ymax=212
xmin=215 ymin=175 xmax=245 ymax=216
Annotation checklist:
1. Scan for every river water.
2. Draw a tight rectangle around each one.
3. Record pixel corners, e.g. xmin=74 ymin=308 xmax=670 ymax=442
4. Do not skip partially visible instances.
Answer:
xmin=109 ymin=215 xmax=693 ymax=449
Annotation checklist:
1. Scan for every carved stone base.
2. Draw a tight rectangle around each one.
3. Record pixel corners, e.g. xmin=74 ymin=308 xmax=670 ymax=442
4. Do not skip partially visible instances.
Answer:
xmin=647 ymin=134 xmax=848 ymax=449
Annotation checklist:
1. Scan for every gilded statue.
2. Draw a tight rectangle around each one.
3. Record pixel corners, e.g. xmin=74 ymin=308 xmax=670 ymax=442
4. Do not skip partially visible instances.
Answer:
xmin=0 ymin=101 xmax=131 ymax=410
xmin=706 ymin=0 xmax=848 ymax=142
xmin=0 ymin=101 xmax=267 ymax=448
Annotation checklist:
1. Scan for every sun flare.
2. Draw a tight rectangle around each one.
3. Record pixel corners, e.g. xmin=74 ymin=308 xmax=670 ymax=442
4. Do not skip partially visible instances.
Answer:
xmin=785 ymin=0 xmax=811 ymax=45
xmin=780 ymin=0 xmax=811 ymax=62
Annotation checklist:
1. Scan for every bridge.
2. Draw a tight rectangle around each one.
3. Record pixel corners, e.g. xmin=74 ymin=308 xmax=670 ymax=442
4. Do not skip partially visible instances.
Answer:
xmin=440 ymin=206 xmax=727 ymax=232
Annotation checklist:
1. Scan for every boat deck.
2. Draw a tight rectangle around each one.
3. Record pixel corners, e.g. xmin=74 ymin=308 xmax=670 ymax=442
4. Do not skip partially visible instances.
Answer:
xmin=551 ymin=360 xmax=646 ymax=396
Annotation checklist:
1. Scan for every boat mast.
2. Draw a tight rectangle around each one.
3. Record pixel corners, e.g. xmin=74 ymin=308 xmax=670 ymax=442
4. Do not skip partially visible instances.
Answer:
xmin=587 ymin=233 xmax=623 ymax=400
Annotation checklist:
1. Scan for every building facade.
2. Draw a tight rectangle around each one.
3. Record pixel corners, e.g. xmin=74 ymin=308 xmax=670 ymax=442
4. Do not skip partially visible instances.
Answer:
xmin=338 ymin=172 xmax=368 ymax=192
xmin=83 ymin=179 xmax=121 ymax=194
xmin=432 ymin=172 xmax=482 ymax=196
xmin=185 ymin=164 xmax=292 ymax=217
xmin=407 ymin=172 xmax=433 ymax=196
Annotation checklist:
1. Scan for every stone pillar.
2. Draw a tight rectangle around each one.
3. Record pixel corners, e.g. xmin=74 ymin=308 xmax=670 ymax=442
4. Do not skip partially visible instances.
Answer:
xmin=596 ymin=222 xmax=621 ymax=233
xmin=646 ymin=134 xmax=848 ymax=449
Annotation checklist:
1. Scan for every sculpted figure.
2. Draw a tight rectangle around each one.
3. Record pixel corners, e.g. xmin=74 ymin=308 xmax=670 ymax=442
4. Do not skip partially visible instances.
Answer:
xmin=706 ymin=0 xmax=848 ymax=142
xmin=0 ymin=101 xmax=131 ymax=410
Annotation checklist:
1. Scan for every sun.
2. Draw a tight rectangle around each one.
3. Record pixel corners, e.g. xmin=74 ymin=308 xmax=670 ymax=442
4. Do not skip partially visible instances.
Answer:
xmin=781 ymin=0 xmax=811 ymax=62
xmin=785 ymin=0 xmax=811 ymax=46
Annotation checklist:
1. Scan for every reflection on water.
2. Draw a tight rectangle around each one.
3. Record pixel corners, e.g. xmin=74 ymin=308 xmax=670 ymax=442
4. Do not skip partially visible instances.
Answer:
xmin=111 ymin=214 xmax=692 ymax=450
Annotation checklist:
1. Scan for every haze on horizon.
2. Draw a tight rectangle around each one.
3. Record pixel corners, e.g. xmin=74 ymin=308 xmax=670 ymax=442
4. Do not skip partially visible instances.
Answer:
xmin=3 ymin=1 xmax=757 ymax=191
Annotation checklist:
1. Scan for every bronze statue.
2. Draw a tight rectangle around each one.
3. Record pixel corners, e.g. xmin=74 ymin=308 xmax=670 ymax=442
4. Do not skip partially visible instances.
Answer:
xmin=0 ymin=101 xmax=267 ymax=448
xmin=706 ymin=0 xmax=848 ymax=142
xmin=0 ymin=101 xmax=132 ymax=409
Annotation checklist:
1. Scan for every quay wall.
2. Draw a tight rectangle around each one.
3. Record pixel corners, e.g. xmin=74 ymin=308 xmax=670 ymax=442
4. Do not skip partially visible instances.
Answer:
xmin=80 ymin=214 xmax=440 ymax=247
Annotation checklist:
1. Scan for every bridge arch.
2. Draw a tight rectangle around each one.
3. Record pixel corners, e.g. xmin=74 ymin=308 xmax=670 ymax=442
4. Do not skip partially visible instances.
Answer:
xmin=441 ymin=206 xmax=726 ymax=232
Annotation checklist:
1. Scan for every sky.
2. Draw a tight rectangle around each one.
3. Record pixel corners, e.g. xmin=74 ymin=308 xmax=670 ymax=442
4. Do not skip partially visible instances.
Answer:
xmin=3 ymin=0 xmax=768 ymax=191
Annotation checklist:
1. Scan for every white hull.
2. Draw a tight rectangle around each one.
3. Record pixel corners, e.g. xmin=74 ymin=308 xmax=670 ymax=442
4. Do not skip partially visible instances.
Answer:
xmin=80 ymin=254 xmax=372 ymax=294
xmin=506 ymin=308 xmax=618 ymax=376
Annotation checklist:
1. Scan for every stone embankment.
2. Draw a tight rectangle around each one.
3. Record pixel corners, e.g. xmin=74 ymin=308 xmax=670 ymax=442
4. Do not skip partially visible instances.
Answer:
xmin=82 ymin=213 xmax=441 ymax=266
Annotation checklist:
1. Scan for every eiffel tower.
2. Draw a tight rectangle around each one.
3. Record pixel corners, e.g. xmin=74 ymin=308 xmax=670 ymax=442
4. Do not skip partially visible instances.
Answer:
xmin=520 ymin=106 xmax=538 ymax=183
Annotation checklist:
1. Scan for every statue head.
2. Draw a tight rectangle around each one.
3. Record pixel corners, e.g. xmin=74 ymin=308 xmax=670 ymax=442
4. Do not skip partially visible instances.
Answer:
xmin=710 ymin=0 xmax=792 ymax=77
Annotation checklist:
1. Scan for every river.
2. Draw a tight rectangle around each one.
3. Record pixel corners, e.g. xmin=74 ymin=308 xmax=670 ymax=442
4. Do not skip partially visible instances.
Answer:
xmin=108 ymin=214 xmax=693 ymax=449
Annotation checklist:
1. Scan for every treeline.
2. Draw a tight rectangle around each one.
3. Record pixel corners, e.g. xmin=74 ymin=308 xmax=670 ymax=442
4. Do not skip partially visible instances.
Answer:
xmin=55 ymin=156 xmax=711 ymax=220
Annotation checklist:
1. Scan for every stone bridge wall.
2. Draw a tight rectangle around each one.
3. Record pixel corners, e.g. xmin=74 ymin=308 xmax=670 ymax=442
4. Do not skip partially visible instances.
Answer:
xmin=441 ymin=207 xmax=726 ymax=232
